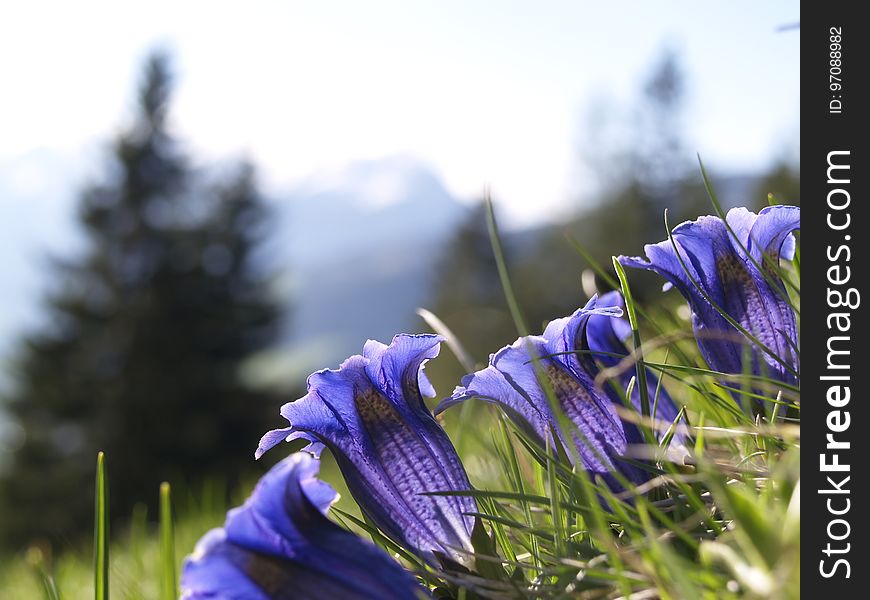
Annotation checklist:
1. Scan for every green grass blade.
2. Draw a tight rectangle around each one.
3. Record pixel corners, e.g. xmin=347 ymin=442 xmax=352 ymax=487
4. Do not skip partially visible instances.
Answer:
xmin=565 ymin=233 xmax=621 ymax=291
xmin=546 ymin=442 xmax=565 ymax=559
xmin=498 ymin=418 xmax=541 ymax=569
xmin=159 ymin=482 xmax=178 ymax=600
xmin=416 ymin=307 xmax=476 ymax=373
xmin=612 ymin=257 xmax=650 ymax=420
xmin=40 ymin=573 xmax=61 ymax=600
xmin=25 ymin=547 xmax=61 ymax=600
xmin=481 ymin=497 xmax=518 ymax=566
xmin=484 ymin=193 xmax=529 ymax=337
xmin=566 ymin=233 xmax=697 ymax=367
xmin=94 ymin=451 xmax=109 ymax=600
xmin=331 ymin=508 xmax=428 ymax=571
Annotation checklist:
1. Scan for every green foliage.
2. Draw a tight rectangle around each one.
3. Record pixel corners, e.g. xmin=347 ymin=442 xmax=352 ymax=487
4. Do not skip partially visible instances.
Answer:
xmin=412 ymin=54 xmax=800 ymax=599
xmin=94 ymin=452 xmax=109 ymax=600
xmin=0 ymin=44 xmax=800 ymax=600
xmin=0 ymin=453 xmax=361 ymax=598
xmin=0 ymin=50 xmax=281 ymax=548
xmin=421 ymin=185 xmax=798 ymax=599
xmin=158 ymin=483 xmax=176 ymax=600
xmin=0 ymin=480 xmax=222 ymax=599
xmin=0 ymin=217 xmax=801 ymax=599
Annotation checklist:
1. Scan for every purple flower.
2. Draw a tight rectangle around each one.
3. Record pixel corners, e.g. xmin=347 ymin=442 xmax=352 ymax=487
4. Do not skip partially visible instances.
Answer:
xmin=257 ymin=334 xmax=476 ymax=567
xmin=439 ymin=295 xmax=659 ymax=491
xmin=588 ymin=291 xmax=687 ymax=455
xmin=618 ymin=206 xmax=800 ymax=386
xmin=181 ymin=453 xmax=426 ymax=600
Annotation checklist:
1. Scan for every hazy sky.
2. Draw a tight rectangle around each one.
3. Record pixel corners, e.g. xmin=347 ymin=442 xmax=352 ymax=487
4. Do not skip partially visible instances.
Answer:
xmin=0 ymin=1 xmax=799 ymax=359
xmin=3 ymin=1 xmax=799 ymax=224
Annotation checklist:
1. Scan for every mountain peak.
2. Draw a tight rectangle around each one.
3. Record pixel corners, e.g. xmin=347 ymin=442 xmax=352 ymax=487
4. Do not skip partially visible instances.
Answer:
xmin=277 ymin=155 xmax=467 ymax=267
xmin=295 ymin=153 xmax=453 ymax=211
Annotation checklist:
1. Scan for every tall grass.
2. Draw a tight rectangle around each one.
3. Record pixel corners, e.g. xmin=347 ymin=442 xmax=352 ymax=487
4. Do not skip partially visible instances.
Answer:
xmin=0 ymin=193 xmax=800 ymax=599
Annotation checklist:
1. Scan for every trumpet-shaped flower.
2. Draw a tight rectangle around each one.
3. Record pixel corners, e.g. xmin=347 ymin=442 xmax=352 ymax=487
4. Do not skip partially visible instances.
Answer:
xmin=588 ymin=291 xmax=686 ymax=456
xmin=181 ymin=453 xmax=426 ymax=600
xmin=257 ymin=334 xmax=476 ymax=566
xmin=439 ymin=295 xmax=671 ymax=491
xmin=618 ymin=206 xmax=800 ymax=386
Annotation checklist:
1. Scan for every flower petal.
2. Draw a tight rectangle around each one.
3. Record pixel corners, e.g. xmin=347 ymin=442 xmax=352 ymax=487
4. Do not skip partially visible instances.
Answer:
xmin=181 ymin=530 xmax=271 ymax=600
xmin=182 ymin=454 xmax=426 ymax=600
xmin=447 ymin=311 xmax=635 ymax=481
xmin=586 ymin=291 xmax=682 ymax=441
xmin=587 ymin=291 xmax=633 ymax=358
xmin=364 ymin=334 xmax=444 ymax=405
xmin=620 ymin=207 xmax=799 ymax=388
xmin=740 ymin=205 xmax=800 ymax=262
xmin=618 ymin=237 xmax=703 ymax=303
xmin=259 ymin=336 xmax=476 ymax=566
xmin=444 ymin=365 xmax=554 ymax=446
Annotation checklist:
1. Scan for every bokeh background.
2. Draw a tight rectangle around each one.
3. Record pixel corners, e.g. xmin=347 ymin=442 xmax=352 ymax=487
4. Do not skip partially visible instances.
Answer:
xmin=0 ymin=0 xmax=798 ymax=552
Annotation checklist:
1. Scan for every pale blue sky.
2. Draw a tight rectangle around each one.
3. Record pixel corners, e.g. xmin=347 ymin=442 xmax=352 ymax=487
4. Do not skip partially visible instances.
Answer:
xmin=3 ymin=1 xmax=798 ymax=220
xmin=0 ymin=1 xmax=799 ymax=359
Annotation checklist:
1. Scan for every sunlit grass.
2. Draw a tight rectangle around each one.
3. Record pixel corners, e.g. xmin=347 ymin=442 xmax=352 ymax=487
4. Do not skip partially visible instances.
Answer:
xmin=0 ymin=193 xmax=799 ymax=599
xmin=0 ymin=455 xmax=361 ymax=598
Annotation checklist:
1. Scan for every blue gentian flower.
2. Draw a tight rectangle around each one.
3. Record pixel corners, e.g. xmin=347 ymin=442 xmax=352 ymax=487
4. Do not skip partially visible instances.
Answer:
xmin=618 ymin=206 xmax=800 ymax=386
xmin=257 ymin=334 xmax=477 ymax=567
xmin=439 ymin=295 xmax=662 ymax=491
xmin=181 ymin=453 xmax=426 ymax=600
xmin=587 ymin=290 xmax=687 ymax=456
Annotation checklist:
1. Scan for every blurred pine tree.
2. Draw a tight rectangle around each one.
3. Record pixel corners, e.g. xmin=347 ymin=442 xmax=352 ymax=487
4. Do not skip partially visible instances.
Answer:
xmin=0 ymin=51 xmax=281 ymax=548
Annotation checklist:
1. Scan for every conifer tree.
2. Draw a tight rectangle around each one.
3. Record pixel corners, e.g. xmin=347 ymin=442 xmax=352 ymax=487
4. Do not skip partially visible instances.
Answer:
xmin=0 ymin=51 xmax=280 ymax=547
